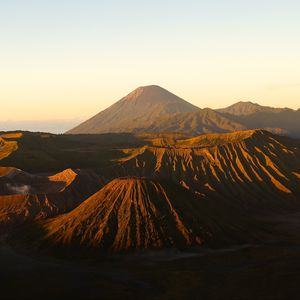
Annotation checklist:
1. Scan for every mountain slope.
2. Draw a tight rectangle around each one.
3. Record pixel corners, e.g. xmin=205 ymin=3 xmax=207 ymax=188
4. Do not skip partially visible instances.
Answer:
xmin=218 ymin=101 xmax=300 ymax=137
xmin=143 ymin=108 xmax=246 ymax=134
xmin=105 ymin=130 xmax=300 ymax=205
xmin=67 ymin=88 xmax=300 ymax=137
xmin=0 ymin=136 xmax=18 ymax=160
xmin=217 ymin=101 xmax=288 ymax=116
xmin=39 ymin=178 xmax=264 ymax=251
xmin=0 ymin=168 xmax=102 ymax=232
xmin=8 ymin=130 xmax=300 ymax=252
xmin=0 ymin=131 xmax=147 ymax=173
xmin=67 ymin=85 xmax=199 ymax=134
xmin=0 ymin=168 xmax=79 ymax=195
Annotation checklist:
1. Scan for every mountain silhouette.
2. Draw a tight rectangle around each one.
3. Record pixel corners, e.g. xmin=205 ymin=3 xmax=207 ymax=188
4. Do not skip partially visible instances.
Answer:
xmin=67 ymin=87 xmax=300 ymax=137
xmin=68 ymin=85 xmax=198 ymax=134
xmin=218 ymin=101 xmax=300 ymax=137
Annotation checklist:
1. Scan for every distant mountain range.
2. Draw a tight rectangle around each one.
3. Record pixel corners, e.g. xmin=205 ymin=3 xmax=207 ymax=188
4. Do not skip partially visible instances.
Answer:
xmin=217 ymin=101 xmax=300 ymax=137
xmin=67 ymin=85 xmax=300 ymax=138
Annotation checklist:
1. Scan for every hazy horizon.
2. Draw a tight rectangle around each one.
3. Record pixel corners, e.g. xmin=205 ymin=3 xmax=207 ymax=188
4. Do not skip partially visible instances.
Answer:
xmin=0 ymin=118 xmax=85 ymax=134
xmin=2 ymin=92 xmax=299 ymax=133
xmin=1 ymin=1 xmax=300 ymax=131
xmin=1 ymin=87 xmax=300 ymax=133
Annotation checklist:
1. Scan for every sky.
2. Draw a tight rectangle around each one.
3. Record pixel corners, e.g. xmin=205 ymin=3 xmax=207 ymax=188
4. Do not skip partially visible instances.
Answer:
xmin=1 ymin=0 xmax=300 ymax=132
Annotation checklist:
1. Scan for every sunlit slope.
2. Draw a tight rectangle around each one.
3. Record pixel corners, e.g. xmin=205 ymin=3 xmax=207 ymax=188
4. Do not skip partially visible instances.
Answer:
xmin=0 ymin=169 xmax=102 ymax=231
xmin=0 ymin=134 xmax=20 ymax=160
xmin=135 ymin=133 xmax=191 ymax=147
xmin=41 ymin=178 xmax=264 ymax=251
xmin=68 ymin=85 xmax=199 ymax=134
xmin=0 ymin=168 xmax=79 ymax=195
xmin=6 ymin=129 xmax=300 ymax=252
xmin=177 ymin=130 xmax=257 ymax=147
xmin=106 ymin=130 xmax=300 ymax=204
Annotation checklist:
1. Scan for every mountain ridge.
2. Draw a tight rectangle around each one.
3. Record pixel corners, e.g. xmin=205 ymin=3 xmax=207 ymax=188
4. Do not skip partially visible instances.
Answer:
xmin=0 ymin=168 xmax=102 ymax=232
xmin=218 ymin=102 xmax=300 ymax=138
xmin=67 ymin=86 xmax=300 ymax=137
xmin=102 ymin=129 xmax=300 ymax=202
xmin=217 ymin=101 xmax=291 ymax=116
xmin=144 ymin=108 xmax=246 ymax=134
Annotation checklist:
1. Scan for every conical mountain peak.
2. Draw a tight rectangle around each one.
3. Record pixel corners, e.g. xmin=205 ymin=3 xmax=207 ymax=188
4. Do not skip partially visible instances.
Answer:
xmin=39 ymin=177 xmax=210 ymax=251
xmin=67 ymin=85 xmax=199 ymax=134
xmin=120 ymin=85 xmax=194 ymax=106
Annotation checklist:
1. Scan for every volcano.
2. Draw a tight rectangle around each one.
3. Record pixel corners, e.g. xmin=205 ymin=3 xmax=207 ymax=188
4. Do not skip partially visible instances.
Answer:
xmin=67 ymin=85 xmax=199 ymax=134
xmin=102 ymin=130 xmax=300 ymax=206
xmin=0 ymin=168 xmax=102 ymax=232
xmin=40 ymin=177 xmax=264 ymax=252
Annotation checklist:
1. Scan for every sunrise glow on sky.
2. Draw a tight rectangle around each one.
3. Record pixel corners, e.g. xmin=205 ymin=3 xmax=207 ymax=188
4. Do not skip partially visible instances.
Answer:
xmin=1 ymin=0 xmax=300 ymax=131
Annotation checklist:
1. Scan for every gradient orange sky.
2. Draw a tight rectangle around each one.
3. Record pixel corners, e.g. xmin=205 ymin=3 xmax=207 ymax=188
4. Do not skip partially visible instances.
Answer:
xmin=1 ymin=0 xmax=299 ymax=124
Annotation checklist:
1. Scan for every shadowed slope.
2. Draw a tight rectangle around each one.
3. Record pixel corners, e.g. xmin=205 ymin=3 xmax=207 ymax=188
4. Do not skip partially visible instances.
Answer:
xmin=40 ymin=178 xmax=264 ymax=252
xmin=144 ymin=108 xmax=246 ymax=134
xmin=0 ymin=167 xmax=21 ymax=178
xmin=0 ymin=168 xmax=78 ymax=195
xmin=218 ymin=101 xmax=300 ymax=137
xmin=67 ymin=89 xmax=300 ymax=137
xmin=0 ymin=169 xmax=102 ymax=232
xmin=0 ymin=131 xmax=145 ymax=173
xmin=217 ymin=101 xmax=288 ymax=116
xmin=6 ymin=130 xmax=300 ymax=253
